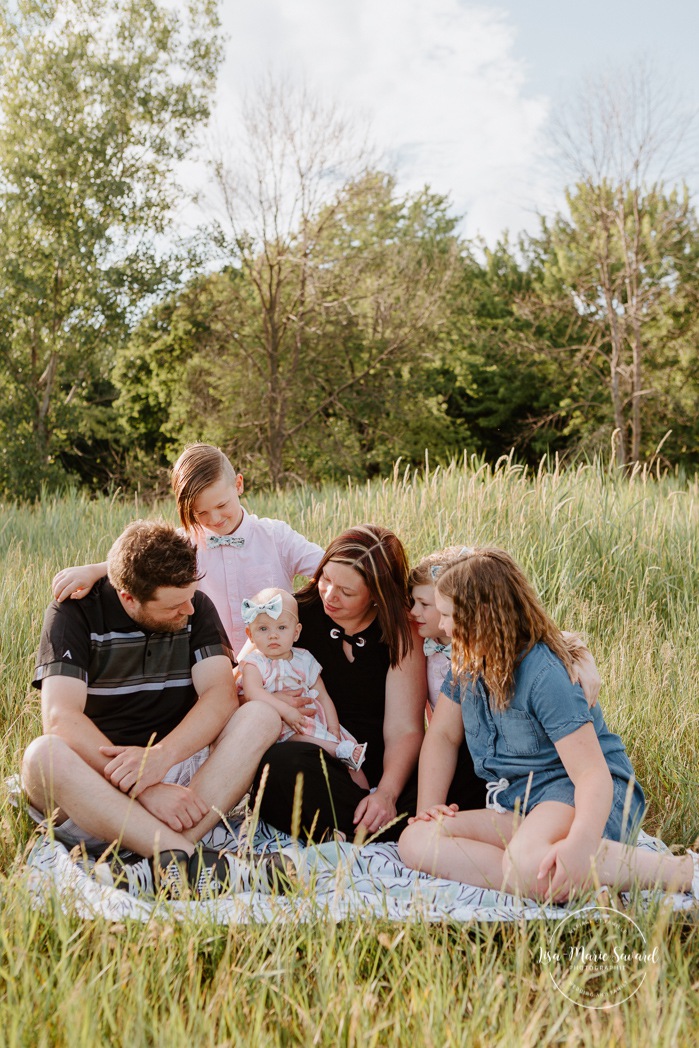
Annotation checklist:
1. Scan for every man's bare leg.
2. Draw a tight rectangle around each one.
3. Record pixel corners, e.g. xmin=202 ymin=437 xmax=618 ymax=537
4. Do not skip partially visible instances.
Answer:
xmin=183 ymin=702 xmax=282 ymax=842
xmin=23 ymin=704 xmax=282 ymax=857
xmin=22 ymin=735 xmax=195 ymax=858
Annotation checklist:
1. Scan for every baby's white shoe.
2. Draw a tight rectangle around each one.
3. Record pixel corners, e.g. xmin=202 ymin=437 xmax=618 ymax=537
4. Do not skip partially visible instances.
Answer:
xmin=335 ymin=740 xmax=367 ymax=772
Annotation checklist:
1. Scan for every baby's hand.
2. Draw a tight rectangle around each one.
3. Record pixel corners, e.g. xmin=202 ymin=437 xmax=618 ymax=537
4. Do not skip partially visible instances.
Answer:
xmin=276 ymin=688 xmax=317 ymax=718
xmin=281 ymin=707 xmax=312 ymax=734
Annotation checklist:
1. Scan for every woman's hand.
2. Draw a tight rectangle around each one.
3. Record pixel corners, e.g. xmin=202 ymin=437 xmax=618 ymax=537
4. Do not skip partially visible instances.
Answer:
xmin=276 ymin=688 xmax=318 ymax=718
xmin=353 ymin=787 xmax=397 ymax=837
xmin=407 ymin=803 xmax=458 ymax=825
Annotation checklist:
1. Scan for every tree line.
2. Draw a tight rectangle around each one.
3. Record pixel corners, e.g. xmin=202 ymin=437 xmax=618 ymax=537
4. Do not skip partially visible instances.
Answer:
xmin=1 ymin=0 xmax=697 ymax=500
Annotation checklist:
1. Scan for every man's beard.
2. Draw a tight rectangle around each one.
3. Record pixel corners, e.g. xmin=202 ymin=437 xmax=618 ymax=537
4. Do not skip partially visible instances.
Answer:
xmin=130 ymin=609 xmax=189 ymax=634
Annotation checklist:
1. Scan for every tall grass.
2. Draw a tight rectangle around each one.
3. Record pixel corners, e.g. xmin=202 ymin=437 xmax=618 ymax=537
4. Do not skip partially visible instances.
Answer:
xmin=1 ymin=457 xmax=698 ymax=1045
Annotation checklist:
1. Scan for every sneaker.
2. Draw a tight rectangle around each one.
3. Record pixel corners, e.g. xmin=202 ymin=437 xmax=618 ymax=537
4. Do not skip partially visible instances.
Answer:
xmin=255 ymin=851 xmax=299 ymax=894
xmin=153 ymin=849 xmax=190 ymax=899
xmin=192 ymin=849 xmax=301 ymax=896
xmin=91 ymin=852 xmax=155 ymax=897
xmin=188 ymin=847 xmax=234 ymax=899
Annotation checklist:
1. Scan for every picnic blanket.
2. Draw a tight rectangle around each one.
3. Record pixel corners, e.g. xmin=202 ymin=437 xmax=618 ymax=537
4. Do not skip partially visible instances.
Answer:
xmin=21 ymin=813 xmax=699 ymax=924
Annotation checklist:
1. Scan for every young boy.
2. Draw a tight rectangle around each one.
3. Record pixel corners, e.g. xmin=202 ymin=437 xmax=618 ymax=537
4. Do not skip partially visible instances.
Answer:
xmin=52 ymin=443 xmax=324 ymax=658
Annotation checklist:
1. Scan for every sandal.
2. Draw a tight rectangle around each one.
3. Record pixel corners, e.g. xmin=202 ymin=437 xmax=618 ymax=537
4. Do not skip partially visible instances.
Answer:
xmin=335 ymin=740 xmax=367 ymax=772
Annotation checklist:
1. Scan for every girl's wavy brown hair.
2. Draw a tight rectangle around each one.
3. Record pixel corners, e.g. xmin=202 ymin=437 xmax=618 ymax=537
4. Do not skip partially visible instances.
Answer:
xmin=296 ymin=523 xmax=412 ymax=667
xmin=436 ymin=547 xmax=575 ymax=710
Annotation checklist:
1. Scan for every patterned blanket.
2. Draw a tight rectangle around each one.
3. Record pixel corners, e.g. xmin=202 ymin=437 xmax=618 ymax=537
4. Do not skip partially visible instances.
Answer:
xmin=22 ymin=814 xmax=699 ymax=924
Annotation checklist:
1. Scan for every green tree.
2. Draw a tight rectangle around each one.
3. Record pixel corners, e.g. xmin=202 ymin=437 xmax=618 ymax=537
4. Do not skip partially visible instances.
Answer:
xmin=198 ymin=80 xmax=461 ymax=484
xmin=0 ymin=0 xmax=221 ymax=497
xmin=111 ymin=269 xmax=244 ymax=484
xmin=526 ymin=183 xmax=699 ymax=469
xmin=542 ymin=63 xmax=699 ymax=468
xmin=417 ymin=236 xmax=599 ymax=466
xmin=113 ymin=170 xmax=462 ymax=486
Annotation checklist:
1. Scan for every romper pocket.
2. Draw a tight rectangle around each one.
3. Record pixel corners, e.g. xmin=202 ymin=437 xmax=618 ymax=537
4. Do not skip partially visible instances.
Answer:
xmin=461 ymin=696 xmax=480 ymax=740
xmin=494 ymin=708 xmax=540 ymax=756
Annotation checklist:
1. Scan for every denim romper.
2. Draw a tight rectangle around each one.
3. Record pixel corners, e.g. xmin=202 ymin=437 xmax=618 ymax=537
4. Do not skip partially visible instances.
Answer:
xmin=443 ymin=643 xmax=645 ymax=842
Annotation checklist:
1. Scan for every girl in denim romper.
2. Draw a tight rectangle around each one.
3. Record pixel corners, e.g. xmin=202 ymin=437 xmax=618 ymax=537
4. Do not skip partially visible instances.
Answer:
xmin=398 ymin=548 xmax=699 ymax=903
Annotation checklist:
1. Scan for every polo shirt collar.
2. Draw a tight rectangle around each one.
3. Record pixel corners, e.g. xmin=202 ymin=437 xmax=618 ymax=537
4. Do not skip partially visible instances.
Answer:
xmin=100 ymin=577 xmax=144 ymax=630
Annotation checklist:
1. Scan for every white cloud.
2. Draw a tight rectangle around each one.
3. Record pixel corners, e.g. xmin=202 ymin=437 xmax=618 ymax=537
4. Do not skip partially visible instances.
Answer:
xmin=203 ymin=0 xmax=553 ymax=243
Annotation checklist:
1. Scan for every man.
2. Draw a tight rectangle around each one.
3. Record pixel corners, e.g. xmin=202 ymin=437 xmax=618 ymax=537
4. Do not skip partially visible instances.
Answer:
xmin=22 ymin=519 xmax=283 ymax=896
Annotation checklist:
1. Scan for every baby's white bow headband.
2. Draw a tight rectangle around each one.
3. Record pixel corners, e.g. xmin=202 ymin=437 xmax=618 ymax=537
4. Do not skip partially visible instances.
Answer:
xmin=241 ymin=594 xmax=284 ymax=624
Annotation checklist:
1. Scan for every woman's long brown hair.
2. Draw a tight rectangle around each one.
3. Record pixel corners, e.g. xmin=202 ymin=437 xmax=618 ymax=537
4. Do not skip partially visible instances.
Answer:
xmin=436 ymin=548 xmax=575 ymax=709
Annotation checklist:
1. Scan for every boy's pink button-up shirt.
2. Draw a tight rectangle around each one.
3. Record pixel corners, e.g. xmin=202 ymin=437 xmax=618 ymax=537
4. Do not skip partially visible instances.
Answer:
xmin=194 ymin=510 xmax=324 ymax=657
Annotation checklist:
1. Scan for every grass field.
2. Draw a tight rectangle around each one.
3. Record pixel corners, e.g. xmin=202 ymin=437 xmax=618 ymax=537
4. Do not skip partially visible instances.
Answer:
xmin=1 ymin=456 xmax=698 ymax=1045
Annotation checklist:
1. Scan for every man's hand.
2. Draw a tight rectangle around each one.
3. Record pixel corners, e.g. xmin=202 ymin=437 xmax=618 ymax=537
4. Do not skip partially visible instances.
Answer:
xmin=353 ymin=787 xmax=398 ymax=838
xmin=99 ymin=743 xmax=172 ymax=797
xmin=137 ymin=782 xmax=209 ymax=832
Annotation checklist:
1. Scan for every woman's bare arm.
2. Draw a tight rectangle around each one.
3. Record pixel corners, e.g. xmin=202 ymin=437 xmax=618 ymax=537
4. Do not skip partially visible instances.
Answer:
xmin=352 ymin=631 xmax=427 ymax=835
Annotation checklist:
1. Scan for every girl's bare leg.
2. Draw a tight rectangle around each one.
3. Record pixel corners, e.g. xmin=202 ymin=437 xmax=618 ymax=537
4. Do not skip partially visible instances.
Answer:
xmin=505 ymin=802 xmax=695 ymax=899
xmin=593 ymin=840 xmax=694 ymax=894
xmin=502 ymin=802 xmax=575 ymax=897
xmin=398 ymin=808 xmax=516 ymax=887
xmin=400 ymin=798 xmax=698 ymax=900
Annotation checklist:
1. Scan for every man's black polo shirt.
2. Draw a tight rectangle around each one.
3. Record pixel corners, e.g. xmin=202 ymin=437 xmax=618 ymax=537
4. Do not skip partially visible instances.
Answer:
xmin=32 ymin=578 xmax=234 ymax=747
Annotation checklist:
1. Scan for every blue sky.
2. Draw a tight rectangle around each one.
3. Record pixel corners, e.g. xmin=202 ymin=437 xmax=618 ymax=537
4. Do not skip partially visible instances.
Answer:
xmin=197 ymin=0 xmax=698 ymax=244
xmin=505 ymin=0 xmax=696 ymax=99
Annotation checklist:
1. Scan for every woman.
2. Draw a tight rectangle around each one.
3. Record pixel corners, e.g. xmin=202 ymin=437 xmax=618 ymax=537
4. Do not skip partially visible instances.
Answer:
xmin=252 ymin=524 xmax=428 ymax=842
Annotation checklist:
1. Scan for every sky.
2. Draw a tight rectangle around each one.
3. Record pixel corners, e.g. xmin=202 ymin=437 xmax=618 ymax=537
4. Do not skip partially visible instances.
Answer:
xmin=196 ymin=0 xmax=699 ymax=245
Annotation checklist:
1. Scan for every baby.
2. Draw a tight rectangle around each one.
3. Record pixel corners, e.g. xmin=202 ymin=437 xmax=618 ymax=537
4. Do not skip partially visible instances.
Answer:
xmin=238 ymin=588 xmax=369 ymax=790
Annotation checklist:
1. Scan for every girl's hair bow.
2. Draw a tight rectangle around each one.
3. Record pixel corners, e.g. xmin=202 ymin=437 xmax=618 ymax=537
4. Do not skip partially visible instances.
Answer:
xmin=241 ymin=594 xmax=284 ymax=624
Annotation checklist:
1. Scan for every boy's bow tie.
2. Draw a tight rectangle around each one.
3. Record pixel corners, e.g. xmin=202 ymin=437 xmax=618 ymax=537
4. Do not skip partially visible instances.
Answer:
xmin=423 ymin=638 xmax=451 ymax=657
xmin=206 ymin=534 xmax=245 ymax=548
